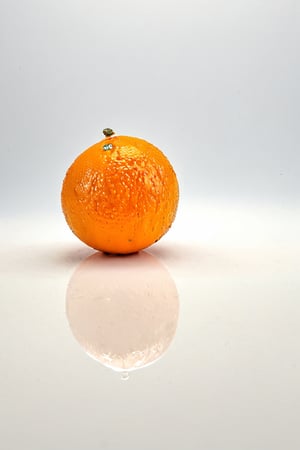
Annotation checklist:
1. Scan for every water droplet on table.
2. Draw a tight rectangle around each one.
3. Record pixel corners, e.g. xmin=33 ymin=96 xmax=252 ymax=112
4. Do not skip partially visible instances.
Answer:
xmin=120 ymin=371 xmax=129 ymax=381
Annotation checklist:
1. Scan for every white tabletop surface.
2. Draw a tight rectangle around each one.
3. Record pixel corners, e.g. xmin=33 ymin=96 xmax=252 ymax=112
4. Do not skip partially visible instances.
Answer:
xmin=1 ymin=200 xmax=300 ymax=450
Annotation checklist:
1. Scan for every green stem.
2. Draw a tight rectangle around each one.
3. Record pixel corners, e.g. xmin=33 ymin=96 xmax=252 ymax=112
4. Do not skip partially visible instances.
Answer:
xmin=103 ymin=128 xmax=115 ymax=137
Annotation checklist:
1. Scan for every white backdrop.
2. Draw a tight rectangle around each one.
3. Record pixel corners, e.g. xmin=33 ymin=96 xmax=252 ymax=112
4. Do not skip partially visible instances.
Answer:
xmin=0 ymin=0 xmax=299 ymax=215
xmin=1 ymin=4 xmax=300 ymax=450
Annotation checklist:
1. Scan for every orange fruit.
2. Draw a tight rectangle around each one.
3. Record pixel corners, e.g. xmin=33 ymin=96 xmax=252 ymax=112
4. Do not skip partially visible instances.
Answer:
xmin=66 ymin=251 xmax=179 ymax=373
xmin=61 ymin=128 xmax=179 ymax=254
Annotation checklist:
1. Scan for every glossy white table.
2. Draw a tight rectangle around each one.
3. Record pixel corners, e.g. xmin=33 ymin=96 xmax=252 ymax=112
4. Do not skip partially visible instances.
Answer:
xmin=1 ymin=201 xmax=299 ymax=450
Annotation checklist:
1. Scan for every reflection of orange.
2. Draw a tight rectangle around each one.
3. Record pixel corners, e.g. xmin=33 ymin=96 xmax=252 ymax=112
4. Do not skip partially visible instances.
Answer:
xmin=61 ymin=129 xmax=179 ymax=254
xmin=66 ymin=251 xmax=179 ymax=372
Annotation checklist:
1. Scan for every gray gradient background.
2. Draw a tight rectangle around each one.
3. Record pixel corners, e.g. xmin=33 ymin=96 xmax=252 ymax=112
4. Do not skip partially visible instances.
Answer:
xmin=1 ymin=0 xmax=299 ymax=215
xmin=1 ymin=3 xmax=300 ymax=449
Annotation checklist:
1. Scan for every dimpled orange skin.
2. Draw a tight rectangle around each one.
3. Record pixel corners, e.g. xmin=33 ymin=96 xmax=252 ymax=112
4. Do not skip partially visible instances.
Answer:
xmin=61 ymin=133 xmax=179 ymax=254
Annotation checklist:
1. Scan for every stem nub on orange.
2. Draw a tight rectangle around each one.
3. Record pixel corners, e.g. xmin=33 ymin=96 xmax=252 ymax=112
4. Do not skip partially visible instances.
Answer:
xmin=61 ymin=129 xmax=179 ymax=254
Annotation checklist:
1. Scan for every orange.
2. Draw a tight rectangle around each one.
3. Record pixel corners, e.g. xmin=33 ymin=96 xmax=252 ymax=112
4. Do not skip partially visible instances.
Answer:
xmin=61 ymin=129 xmax=179 ymax=254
